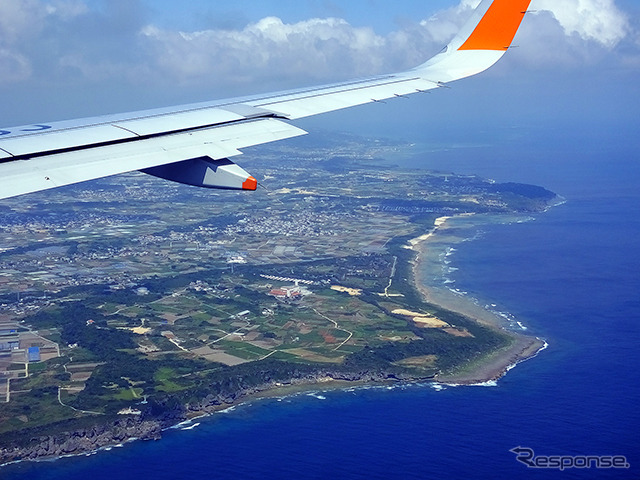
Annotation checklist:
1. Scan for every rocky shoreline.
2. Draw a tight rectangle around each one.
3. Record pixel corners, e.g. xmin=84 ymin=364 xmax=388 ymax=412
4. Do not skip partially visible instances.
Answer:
xmin=435 ymin=333 xmax=546 ymax=385
xmin=0 ymin=417 xmax=164 ymax=466
xmin=0 ymin=370 xmax=430 ymax=466
xmin=0 ymin=330 xmax=547 ymax=466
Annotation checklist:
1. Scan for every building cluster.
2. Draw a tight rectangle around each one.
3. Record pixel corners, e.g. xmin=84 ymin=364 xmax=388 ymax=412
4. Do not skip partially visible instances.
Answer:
xmin=0 ymin=322 xmax=58 ymax=368
xmin=223 ymin=212 xmax=352 ymax=238
xmin=269 ymin=286 xmax=303 ymax=300
xmin=0 ymin=325 xmax=19 ymax=353
xmin=268 ymin=281 xmax=313 ymax=300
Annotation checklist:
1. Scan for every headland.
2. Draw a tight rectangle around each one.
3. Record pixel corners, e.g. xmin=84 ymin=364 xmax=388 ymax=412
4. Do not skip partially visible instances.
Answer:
xmin=0 ymin=135 xmax=558 ymax=464
xmin=406 ymin=215 xmax=546 ymax=385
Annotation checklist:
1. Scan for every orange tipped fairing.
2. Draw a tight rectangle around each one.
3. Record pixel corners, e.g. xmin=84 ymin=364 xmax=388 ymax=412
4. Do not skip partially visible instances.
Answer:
xmin=242 ymin=176 xmax=258 ymax=191
xmin=459 ymin=0 xmax=532 ymax=51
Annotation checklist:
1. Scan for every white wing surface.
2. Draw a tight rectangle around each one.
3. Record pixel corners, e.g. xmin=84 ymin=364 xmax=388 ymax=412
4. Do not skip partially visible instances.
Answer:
xmin=0 ymin=0 xmax=532 ymax=200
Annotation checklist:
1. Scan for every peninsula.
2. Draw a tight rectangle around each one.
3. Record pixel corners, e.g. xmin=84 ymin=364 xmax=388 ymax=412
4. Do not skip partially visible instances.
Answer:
xmin=0 ymin=134 xmax=557 ymax=464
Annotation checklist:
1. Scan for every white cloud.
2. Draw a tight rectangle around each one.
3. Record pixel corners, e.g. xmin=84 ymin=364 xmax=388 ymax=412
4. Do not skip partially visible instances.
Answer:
xmin=0 ymin=0 xmax=637 ymax=93
xmin=532 ymin=0 xmax=629 ymax=47
xmin=506 ymin=0 xmax=636 ymax=70
xmin=140 ymin=16 xmax=392 ymax=87
xmin=0 ymin=0 xmax=87 ymax=44
xmin=0 ymin=0 xmax=46 ymax=44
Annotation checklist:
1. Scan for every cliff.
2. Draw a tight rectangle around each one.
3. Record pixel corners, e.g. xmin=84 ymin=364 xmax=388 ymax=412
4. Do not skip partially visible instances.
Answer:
xmin=1 ymin=369 xmax=430 ymax=465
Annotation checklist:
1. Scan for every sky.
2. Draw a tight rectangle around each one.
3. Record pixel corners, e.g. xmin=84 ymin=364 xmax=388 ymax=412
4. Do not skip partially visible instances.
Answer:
xmin=0 ymin=0 xmax=638 ymax=155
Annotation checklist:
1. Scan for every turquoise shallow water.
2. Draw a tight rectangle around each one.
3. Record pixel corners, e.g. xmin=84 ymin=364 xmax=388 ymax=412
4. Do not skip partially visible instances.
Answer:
xmin=3 ymin=128 xmax=639 ymax=479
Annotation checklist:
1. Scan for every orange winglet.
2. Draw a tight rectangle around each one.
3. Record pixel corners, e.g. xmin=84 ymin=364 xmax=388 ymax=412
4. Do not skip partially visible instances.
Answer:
xmin=242 ymin=176 xmax=258 ymax=191
xmin=458 ymin=0 xmax=532 ymax=51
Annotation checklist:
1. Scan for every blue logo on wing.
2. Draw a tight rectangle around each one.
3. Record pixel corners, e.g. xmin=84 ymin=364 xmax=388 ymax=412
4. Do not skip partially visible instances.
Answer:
xmin=21 ymin=124 xmax=52 ymax=132
xmin=0 ymin=124 xmax=53 ymax=136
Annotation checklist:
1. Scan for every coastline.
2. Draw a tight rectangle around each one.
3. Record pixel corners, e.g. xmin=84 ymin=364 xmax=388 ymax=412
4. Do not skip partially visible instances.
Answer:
xmin=407 ymin=215 xmax=546 ymax=385
xmin=0 ymin=374 xmax=423 ymax=467
xmin=1 ymin=214 xmax=547 ymax=467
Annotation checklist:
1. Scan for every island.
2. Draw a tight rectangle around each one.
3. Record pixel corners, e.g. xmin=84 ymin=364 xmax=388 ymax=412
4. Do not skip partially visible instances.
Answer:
xmin=0 ymin=134 xmax=557 ymax=464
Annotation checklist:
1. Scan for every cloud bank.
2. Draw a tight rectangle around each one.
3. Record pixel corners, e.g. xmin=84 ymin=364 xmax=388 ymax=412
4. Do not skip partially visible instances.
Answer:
xmin=0 ymin=0 xmax=636 ymax=91
xmin=533 ymin=0 xmax=628 ymax=47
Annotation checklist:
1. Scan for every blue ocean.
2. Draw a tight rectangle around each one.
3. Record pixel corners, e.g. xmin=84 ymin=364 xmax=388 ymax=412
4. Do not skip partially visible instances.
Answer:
xmin=3 ymin=124 xmax=639 ymax=479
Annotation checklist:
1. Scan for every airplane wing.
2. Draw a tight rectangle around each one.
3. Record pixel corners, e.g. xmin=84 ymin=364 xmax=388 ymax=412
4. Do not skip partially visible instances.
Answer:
xmin=0 ymin=0 xmax=532 ymax=201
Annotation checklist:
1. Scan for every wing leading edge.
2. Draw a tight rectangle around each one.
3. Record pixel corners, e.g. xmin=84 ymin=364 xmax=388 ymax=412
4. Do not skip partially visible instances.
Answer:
xmin=0 ymin=0 xmax=532 ymax=201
